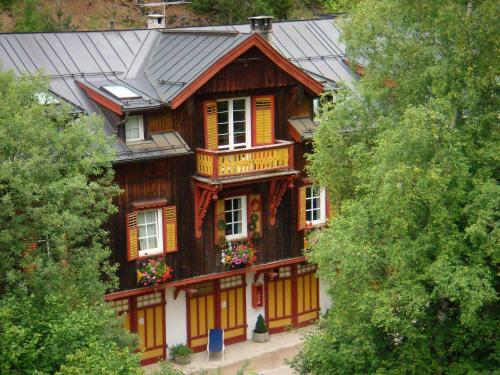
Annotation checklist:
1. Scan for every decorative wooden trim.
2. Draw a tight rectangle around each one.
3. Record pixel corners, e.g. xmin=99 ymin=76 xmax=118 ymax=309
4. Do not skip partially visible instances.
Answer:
xmin=77 ymin=81 xmax=123 ymax=115
xmin=193 ymin=181 xmax=222 ymax=238
xmin=132 ymin=199 xmax=168 ymax=210
xmin=105 ymin=256 xmax=306 ymax=301
xmin=269 ymin=176 xmax=296 ymax=226
xmin=171 ymin=33 xmax=323 ymax=109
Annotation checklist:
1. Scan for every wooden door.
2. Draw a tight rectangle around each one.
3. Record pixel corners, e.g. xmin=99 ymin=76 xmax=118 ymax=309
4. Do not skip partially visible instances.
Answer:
xmin=265 ymin=266 xmax=293 ymax=333
xmin=187 ymin=281 xmax=216 ymax=351
xmin=136 ymin=292 xmax=166 ymax=365
xmin=296 ymin=263 xmax=319 ymax=326
xmin=219 ymin=275 xmax=247 ymax=344
xmin=109 ymin=297 xmax=131 ymax=331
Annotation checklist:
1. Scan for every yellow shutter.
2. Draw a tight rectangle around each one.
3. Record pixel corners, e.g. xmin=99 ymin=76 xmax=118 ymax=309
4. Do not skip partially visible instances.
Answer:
xmin=126 ymin=212 xmax=139 ymax=261
xmin=253 ymin=96 xmax=274 ymax=146
xmin=298 ymin=187 xmax=306 ymax=231
xmin=215 ymin=199 xmax=226 ymax=245
xmin=204 ymin=100 xmax=218 ymax=150
xmin=163 ymin=206 xmax=178 ymax=253
xmin=248 ymin=194 xmax=262 ymax=241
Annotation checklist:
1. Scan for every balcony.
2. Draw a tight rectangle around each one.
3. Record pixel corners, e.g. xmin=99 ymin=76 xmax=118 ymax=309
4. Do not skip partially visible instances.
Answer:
xmin=195 ymin=140 xmax=294 ymax=179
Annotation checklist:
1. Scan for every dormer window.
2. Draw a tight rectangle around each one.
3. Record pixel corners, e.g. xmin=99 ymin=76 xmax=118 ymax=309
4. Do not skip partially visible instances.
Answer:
xmin=217 ymin=97 xmax=251 ymax=150
xmin=125 ymin=115 xmax=144 ymax=142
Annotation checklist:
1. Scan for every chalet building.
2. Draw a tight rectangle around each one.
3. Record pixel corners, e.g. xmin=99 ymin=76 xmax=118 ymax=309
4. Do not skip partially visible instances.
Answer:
xmin=0 ymin=17 xmax=356 ymax=364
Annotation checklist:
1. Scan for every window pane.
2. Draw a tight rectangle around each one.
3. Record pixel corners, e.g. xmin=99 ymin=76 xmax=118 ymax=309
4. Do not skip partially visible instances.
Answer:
xmin=138 ymin=212 xmax=146 ymax=225
xmin=218 ymin=101 xmax=228 ymax=112
xmin=218 ymin=134 xmax=229 ymax=147
xmin=139 ymin=238 xmax=148 ymax=250
xmin=147 ymin=224 xmax=157 ymax=236
xmin=146 ymin=211 xmax=156 ymax=222
xmin=233 ymin=99 xmax=245 ymax=110
xmin=225 ymin=223 xmax=232 ymax=236
xmin=233 ymin=110 xmax=245 ymax=122
xmin=232 ymin=198 xmax=241 ymax=210
xmin=233 ymin=222 xmax=242 ymax=234
xmin=234 ymin=133 xmax=246 ymax=145
xmin=306 ymin=211 xmax=312 ymax=222
xmin=233 ymin=121 xmax=245 ymax=133
xmin=218 ymin=111 xmax=228 ymax=124
xmin=218 ymin=122 xmax=229 ymax=135
xmin=149 ymin=237 xmax=158 ymax=249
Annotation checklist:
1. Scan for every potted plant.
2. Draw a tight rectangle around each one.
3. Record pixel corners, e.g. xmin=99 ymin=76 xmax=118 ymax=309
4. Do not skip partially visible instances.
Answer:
xmin=220 ymin=240 xmax=257 ymax=270
xmin=252 ymin=314 xmax=269 ymax=343
xmin=169 ymin=343 xmax=193 ymax=365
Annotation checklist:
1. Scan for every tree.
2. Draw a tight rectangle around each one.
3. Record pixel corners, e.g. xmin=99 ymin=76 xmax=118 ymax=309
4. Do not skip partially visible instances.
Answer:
xmin=292 ymin=1 xmax=499 ymax=373
xmin=0 ymin=71 xmax=141 ymax=373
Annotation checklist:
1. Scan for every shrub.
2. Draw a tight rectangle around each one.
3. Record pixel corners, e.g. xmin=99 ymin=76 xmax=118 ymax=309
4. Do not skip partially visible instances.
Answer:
xmin=169 ymin=343 xmax=193 ymax=358
xmin=254 ymin=314 xmax=267 ymax=334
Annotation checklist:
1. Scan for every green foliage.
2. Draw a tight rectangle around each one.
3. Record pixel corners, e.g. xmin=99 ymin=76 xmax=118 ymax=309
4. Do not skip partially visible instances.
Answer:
xmin=150 ymin=361 xmax=183 ymax=375
xmin=169 ymin=343 xmax=193 ymax=357
xmin=14 ymin=0 xmax=73 ymax=32
xmin=254 ymin=313 xmax=268 ymax=333
xmin=319 ymin=0 xmax=361 ymax=13
xmin=292 ymin=0 xmax=499 ymax=373
xmin=0 ymin=71 xmax=139 ymax=373
xmin=189 ymin=0 xmax=323 ymax=23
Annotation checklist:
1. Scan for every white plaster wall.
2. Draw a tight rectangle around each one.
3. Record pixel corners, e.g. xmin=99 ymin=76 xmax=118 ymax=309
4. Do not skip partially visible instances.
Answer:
xmin=164 ymin=287 xmax=187 ymax=358
xmin=318 ymin=277 xmax=332 ymax=315
xmin=245 ymin=272 xmax=265 ymax=339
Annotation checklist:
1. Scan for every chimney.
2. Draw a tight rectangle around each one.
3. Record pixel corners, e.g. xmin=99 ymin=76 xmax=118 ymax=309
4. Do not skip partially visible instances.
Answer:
xmin=249 ymin=16 xmax=273 ymax=43
xmin=147 ymin=14 xmax=166 ymax=29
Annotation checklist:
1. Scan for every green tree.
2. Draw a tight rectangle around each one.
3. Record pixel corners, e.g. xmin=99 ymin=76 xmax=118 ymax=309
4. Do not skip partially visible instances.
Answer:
xmin=292 ymin=0 xmax=499 ymax=373
xmin=14 ymin=0 xmax=73 ymax=32
xmin=0 ymin=71 xmax=141 ymax=373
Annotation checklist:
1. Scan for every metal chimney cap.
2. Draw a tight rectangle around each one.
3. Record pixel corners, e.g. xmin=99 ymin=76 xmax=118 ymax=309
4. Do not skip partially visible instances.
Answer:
xmin=248 ymin=15 xmax=274 ymax=20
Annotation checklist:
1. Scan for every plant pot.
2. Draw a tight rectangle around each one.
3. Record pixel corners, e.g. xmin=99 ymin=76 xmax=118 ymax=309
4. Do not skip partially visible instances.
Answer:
xmin=252 ymin=331 xmax=269 ymax=343
xmin=174 ymin=354 xmax=191 ymax=365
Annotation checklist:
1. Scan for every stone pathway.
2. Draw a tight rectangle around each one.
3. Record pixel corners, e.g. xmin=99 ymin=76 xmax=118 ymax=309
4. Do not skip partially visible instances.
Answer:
xmin=144 ymin=326 xmax=313 ymax=374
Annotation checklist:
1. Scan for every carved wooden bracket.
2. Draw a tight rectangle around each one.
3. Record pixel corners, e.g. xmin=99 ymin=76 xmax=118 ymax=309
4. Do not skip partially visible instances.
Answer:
xmin=174 ymin=286 xmax=198 ymax=300
xmin=269 ymin=176 xmax=295 ymax=226
xmin=194 ymin=181 xmax=222 ymax=238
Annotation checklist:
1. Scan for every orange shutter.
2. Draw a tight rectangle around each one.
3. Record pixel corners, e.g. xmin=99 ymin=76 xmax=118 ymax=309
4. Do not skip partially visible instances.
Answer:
xmin=203 ymin=100 xmax=218 ymax=150
xmin=126 ymin=212 xmax=139 ymax=261
xmin=252 ymin=96 xmax=274 ymax=146
xmin=163 ymin=206 xmax=178 ymax=253
xmin=297 ymin=186 xmax=307 ymax=231
xmin=215 ymin=199 xmax=226 ymax=245
xmin=248 ymin=194 xmax=262 ymax=242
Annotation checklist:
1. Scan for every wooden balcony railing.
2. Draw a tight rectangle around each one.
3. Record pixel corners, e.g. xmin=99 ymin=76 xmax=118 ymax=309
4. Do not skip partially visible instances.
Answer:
xmin=196 ymin=140 xmax=294 ymax=178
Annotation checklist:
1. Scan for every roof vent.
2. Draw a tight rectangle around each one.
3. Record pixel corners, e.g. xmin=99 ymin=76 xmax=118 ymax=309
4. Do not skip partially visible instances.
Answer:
xmin=147 ymin=14 xmax=166 ymax=29
xmin=249 ymin=15 xmax=273 ymax=43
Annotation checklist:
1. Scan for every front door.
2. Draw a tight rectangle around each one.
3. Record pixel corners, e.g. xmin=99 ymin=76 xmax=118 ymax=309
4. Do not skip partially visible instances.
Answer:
xmin=219 ymin=275 xmax=247 ymax=344
xmin=296 ymin=263 xmax=319 ymax=326
xmin=265 ymin=266 xmax=294 ymax=333
xmin=187 ymin=281 xmax=216 ymax=351
xmin=136 ymin=292 xmax=166 ymax=365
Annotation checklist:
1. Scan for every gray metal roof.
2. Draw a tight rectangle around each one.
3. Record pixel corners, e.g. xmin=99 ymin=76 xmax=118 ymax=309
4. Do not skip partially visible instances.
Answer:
xmin=178 ymin=18 xmax=356 ymax=89
xmin=288 ymin=116 xmax=318 ymax=140
xmin=0 ymin=18 xmax=354 ymax=162
xmin=147 ymin=31 xmax=252 ymax=104
xmin=116 ymin=131 xmax=191 ymax=162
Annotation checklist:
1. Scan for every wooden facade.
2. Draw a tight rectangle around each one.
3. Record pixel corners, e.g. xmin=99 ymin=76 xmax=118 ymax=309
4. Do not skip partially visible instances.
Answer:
xmin=110 ymin=55 xmax=317 ymax=291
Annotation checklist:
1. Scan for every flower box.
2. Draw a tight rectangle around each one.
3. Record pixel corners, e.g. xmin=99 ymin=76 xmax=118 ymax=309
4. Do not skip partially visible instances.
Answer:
xmin=220 ymin=240 xmax=257 ymax=270
xmin=137 ymin=256 xmax=173 ymax=287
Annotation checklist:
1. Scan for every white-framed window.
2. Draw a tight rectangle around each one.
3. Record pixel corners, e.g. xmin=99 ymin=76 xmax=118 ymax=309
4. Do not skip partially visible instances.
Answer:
xmin=305 ymin=186 xmax=326 ymax=225
xmin=224 ymin=195 xmax=247 ymax=240
xmin=217 ymin=97 xmax=251 ymax=150
xmin=125 ymin=115 xmax=144 ymax=142
xmin=313 ymin=98 xmax=320 ymax=123
xmin=137 ymin=208 xmax=163 ymax=256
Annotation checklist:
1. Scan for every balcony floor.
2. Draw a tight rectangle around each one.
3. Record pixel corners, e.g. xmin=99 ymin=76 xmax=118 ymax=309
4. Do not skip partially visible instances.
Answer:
xmin=192 ymin=170 xmax=299 ymax=186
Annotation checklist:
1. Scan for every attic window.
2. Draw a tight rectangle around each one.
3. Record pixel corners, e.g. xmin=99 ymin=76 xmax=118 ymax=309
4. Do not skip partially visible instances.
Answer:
xmin=102 ymin=85 xmax=141 ymax=99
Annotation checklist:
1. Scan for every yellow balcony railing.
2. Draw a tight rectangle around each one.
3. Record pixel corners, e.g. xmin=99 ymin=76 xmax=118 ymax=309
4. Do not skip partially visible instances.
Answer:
xmin=196 ymin=140 xmax=294 ymax=178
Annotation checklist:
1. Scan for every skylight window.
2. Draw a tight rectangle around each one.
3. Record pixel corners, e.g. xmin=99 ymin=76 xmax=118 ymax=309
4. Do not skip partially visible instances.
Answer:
xmin=101 ymin=85 xmax=141 ymax=99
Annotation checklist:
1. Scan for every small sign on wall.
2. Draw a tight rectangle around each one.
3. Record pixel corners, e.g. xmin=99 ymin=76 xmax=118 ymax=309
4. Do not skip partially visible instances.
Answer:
xmin=252 ymin=284 xmax=263 ymax=308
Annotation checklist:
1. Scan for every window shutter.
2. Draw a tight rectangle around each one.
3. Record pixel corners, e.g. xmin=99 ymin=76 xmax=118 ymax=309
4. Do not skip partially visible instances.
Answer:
xmin=203 ymin=100 xmax=218 ymax=150
xmin=248 ymin=194 xmax=262 ymax=242
xmin=297 ymin=186 xmax=307 ymax=231
xmin=163 ymin=206 xmax=178 ymax=253
xmin=252 ymin=96 xmax=274 ymax=146
xmin=126 ymin=212 xmax=139 ymax=261
xmin=215 ymin=199 xmax=226 ymax=245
